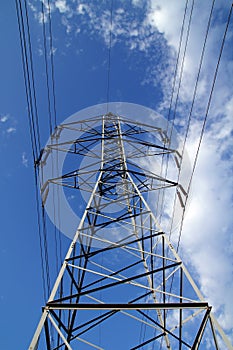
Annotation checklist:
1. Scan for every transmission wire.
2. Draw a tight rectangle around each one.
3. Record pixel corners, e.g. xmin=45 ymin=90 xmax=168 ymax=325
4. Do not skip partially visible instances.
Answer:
xmin=23 ymin=0 xmax=41 ymax=152
xmin=41 ymin=6 xmax=63 ymax=347
xmin=47 ymin=0 xmax=63 ymax=297
xmin=15 ymin=0 xmax=49 ymax=301
xmin=106 ymin=0 xmax=113 ymax=112
xmin=176 ymin=1 xmax=233 ymax=253
xmin=20 ymin=0 xmax=53 ymax=300
xmin=164 ymin=5 xmax=232 ymax=343
xmin=168 ymin=0 xmax=216 ymax=242
xmin=164 ymin=0 xmax=216 ymax=340
xmin=145 ymin=1 xmax=190 ymax=347
xmin=156 ymin=0 xmax=195 ymax=231
xmin=46 ymin=0 xmax=63 ymax=274
xmin=34 ymin=168 xmax=48 ymax=302
xmin=47 ymin=0 xmax=58 ymax=128
xmin=45 ymin=0 xmax=63 ymax=263
xmin=167 ymin=0 xmax=189 ymax=124
xmin=15 ymin=0 xmax=40 ymax=159
xmin=155 ymin=0 xmax=216 ymax=347
xmin=41 ymin=0 xmax=62 ymax=278
xmin=41 ymin=0 xmax=53 ymax=134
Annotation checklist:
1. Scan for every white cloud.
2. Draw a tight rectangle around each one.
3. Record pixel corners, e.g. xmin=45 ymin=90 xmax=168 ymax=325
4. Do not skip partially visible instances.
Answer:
xmin=61 ymin=15 xmax=72 ymax=34
xmin=146 ymin=1 xmax=185 ymax=51
xmin=0 ymin=114 xmax=17 ymax=136
xmin=76 ymin=3 xmax=90 ymax=15
xmin=177 ymin=114 xmax=233 ymax=331
xmin=142 ymin=0 xmax=233 ymax=111
xmin=29 ymin=5 xmax=48 ymax=24
xmin=131 ymin=0 xmax=144 ymax=7
xmin=30 ymin=0 xmax=163 ymax=51
xmin=50 ymin=46 xmax=57 ymax=55
xmin=55 ymin=0 xmax=70 ymax=14
xmin=0 ymin=115 xmax=9 ymax=123
xmin=22 ymin=152 xmax=28 ymax=167
xmin=6 ymin=127 xmax=16 ymax=133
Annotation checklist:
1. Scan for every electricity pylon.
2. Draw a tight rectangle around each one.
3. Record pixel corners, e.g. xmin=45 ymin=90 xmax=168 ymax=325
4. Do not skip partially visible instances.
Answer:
xmin=29 ymin=113 xmax=232 ymax=350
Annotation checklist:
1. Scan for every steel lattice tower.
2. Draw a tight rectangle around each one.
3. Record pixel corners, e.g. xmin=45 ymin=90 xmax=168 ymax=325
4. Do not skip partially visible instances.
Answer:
xmin=29 ymin=113 xmax=232 ymax=350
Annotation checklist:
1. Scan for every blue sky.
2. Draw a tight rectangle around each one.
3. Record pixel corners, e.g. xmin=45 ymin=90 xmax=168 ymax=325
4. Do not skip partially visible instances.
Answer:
xmin=0 ymin=0 xmax=233 ymax=349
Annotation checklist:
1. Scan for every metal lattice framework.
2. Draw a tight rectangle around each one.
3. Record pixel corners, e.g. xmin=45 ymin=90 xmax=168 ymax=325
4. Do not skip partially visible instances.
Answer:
xmin=29 ymin=113 xmax=232 ymax=350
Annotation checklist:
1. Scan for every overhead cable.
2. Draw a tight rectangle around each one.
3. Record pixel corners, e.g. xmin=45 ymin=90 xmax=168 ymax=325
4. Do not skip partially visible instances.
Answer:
xmin=156 ymin=0 xmax=194 ymax=228
xmin=169 ymin=0 xmax=216 ymax=241
xmin=47 ymin=0 xmax=58 ymax=128
xmin=106 ymin=0 xmax=113 ymax=112
xmin=41 ymin=0 xmax=53 ymax=134
xmin=15 ymin=0 xmax=51 ymax=301
xmin=176 ymin=1 xmax=233 ymax=252
xmin=15 ymin=0 xmax=40 ymax=160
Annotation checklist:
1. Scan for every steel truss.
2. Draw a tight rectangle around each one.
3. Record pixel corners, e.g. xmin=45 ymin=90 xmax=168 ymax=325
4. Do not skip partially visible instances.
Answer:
xmin=29 ymin=113 xmax=232 ymax=350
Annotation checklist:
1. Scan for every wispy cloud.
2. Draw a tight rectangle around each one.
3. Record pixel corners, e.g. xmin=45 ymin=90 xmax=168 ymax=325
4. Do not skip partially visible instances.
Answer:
xmin=0 ymin=113 xmax=17 ymax=136
xmin=184 ymin=131 xmax=233 ymax=334
xmin=22 ymin=152 xmax=29 ymax=167
xmin=55 ymin=0 xmax=70 ymax=14
xmin=6 ymin=127 xmax=16 ymax=134
xmin=0 ymin=114 xmax=9 ymax=123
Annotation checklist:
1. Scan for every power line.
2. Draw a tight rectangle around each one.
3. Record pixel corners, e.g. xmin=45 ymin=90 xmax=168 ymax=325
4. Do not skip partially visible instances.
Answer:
xmin=15 ymin=0 xmax=40 ymax=160
xmin=37 ymin=0 xmax=62 ymax=283
xmin=15 ymin=0 xmax=52 ymax=302
xmin=168 ymin=0 xmax=195 ymax=140
xmin=163 ymin=0 xmax=223 ymax=343
xmin=23 ymin=0 xmax=41 ymax=152
xmin=168 ymin=0 xmax=216 ymax=242
xmin=34 ymin=167 xmax=47 ymax=302
xmin=148 ymin=5 xmax=192 ymax=344
xmin=43 ymin=0 xmax=63 ymax=281
xmin=41 ymin=0 xmax=53 ymax=135
xmin=41 ymin=205 xmax=51 ymax=295
xmin=176 ymin=1 xmax=233 ymax=252
xmin=47 ymin=0 xmax=58 ymax=128
xmin=166 ymin=0 xmax=189 ymax=124
xmin=40 ymin=7 xmax=63 ymax=341
xmin=156 ymin=0 xmax=194 ymax=228
xmin=106 ymin=0 xmax=113 ymax=112
xmin=48 ymin=0 xmax=62 ymax=265
xmin=166 ymin=0 xmax=216 ymax=310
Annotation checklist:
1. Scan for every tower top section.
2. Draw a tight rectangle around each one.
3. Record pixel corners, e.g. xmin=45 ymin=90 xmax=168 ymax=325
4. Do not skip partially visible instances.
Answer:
xmin=39 ymin=112 xmax=186 ymax=242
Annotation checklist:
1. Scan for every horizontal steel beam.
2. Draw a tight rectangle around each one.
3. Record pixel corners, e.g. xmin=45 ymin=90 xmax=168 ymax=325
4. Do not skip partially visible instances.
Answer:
xmin=46 ymin=302 xmax=209 ymax=310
